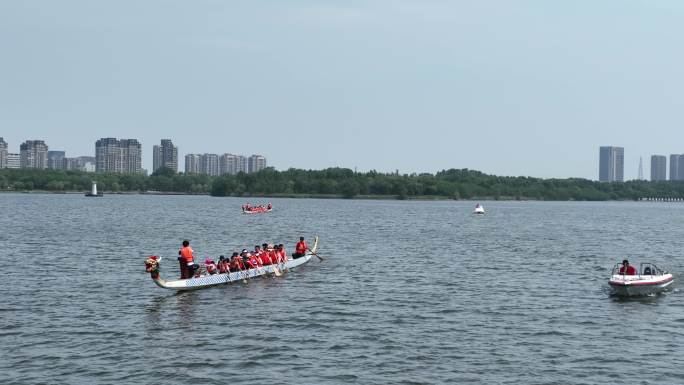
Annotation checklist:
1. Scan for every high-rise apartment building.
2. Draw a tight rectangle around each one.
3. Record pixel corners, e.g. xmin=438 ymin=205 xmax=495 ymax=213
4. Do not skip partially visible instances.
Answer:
xmin=670 ymin=154 xmax=682 ymax=181
xmin=0 ymin=137 xmax=7 ymax=168
xmin=47 ymin=151 xmax=66 ymax=170
xmin=20 ymin=140 xmax=49 ymax=169
xmin=599 ymin=146 xmax=624 ymax=182
xmin=95 ymin=138 xmax=142 ymax=173
xmin=248 ymin=154 xmax=267 ymax=173
xmin=152 ymin=139 xmax=178 ymax=173
xmin=96 ymin=138 xmax=121 ymax=172
xmin=120 ymin=139 xmax=142 ymax=173
xmin=236 ymin=155 xmax=247 ymax=174
xmin=200 ymin=154 xmax=220 ymax=176
xmin=185 ymin=154 xmax=201 ymax=174
xmin=650 ymin=155 xmax=667 ymax=181
xmin=219 ymin=153 xmax=238 ymax=175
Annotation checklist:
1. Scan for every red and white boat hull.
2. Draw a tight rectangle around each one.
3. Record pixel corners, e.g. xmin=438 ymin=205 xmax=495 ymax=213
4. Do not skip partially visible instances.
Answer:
xmin=608 ymin=274 xmax=674 ymax=296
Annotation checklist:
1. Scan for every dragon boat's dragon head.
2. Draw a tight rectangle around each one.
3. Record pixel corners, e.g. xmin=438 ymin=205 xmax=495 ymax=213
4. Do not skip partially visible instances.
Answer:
xmin=145 ymin=256 xmax=161 ymax=279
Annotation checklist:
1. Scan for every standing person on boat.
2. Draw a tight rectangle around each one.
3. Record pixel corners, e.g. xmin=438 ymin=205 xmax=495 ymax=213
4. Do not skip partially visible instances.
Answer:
xmin=178 ymin=240 xmax=195 ymax=279
xmin=619 ymin=259 xmax=637 ymax=275
xmin=292 ymin=236 xmax=308 ymax=259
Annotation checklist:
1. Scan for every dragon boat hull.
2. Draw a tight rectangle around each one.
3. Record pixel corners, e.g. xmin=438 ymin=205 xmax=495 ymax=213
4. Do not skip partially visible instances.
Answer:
xmin=147 ymin=237 xmax=318 ymax=291
xmin=242 ymin=208 xmax=272 ymax=214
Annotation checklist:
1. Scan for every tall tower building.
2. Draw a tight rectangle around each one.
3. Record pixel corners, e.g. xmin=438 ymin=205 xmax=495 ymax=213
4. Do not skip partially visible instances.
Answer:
xmin=236 ymin=155 xmax=247 ymax=174
xmin=248 ymin=154 xmax=267 ymax=173
xmin=95 ymin=138 xmax=142 ymax=173
xmin=671 ymin=154 xmax=681 ymax=181
xmin=0 ymin=137 xmax=7 ymax=169
xmin=200 ymin=153 xmax=219 ymax=176
xmin=152 ymin=139 xmax=178 ymax=173
xmin=20 ymin=140 xmax=49 ymax=169
xmin=599 ymin=146 xmax=624 ymax=182
xmin=96 ymin=138 xmax=122 ymax=173
xmin=219 ymin=153 xmax=238 ymax=175
xmin=650 ymin=155 xmax=667 ymax=181
xmin=185 ymin=154 xmax=201 ymax=174
xmin=119 ymin=139 xmax=142 ymax=174
xmin=48 ymin=151 xmax=66 ymax=170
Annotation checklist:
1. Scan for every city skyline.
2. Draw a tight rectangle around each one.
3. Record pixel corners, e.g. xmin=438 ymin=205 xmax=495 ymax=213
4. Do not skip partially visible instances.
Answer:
xmin=0 ymin=135 xmax=269 ymax=175
xmin=4 ymin=134 xmax=684 ymax=181
xmin=3 ymin=2 xmax=684 ymax=180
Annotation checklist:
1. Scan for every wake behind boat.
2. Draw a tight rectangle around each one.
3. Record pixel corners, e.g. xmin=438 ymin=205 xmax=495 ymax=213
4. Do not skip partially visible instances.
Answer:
xmin=608 ymin=260 xmax=674 ymax=297
xmin=145 ymin=237 xmax=319 ymax=291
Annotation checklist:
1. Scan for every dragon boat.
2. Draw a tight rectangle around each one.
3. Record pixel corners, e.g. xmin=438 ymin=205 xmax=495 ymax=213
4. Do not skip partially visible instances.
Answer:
xmin=608 ymin=262 xmax=674 ymax=297
xmin=145 ymin=237 xmax=318 ymax=291
xmin=242 ymin=204 xmax=272 ymax=214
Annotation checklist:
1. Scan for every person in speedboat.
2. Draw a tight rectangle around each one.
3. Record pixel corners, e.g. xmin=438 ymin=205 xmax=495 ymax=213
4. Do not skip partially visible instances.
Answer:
xmin=619 ymin=259 xmax=637 ymax=275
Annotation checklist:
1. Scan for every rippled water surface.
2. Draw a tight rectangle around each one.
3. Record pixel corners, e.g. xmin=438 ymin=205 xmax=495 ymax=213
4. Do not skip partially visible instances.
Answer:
xmin=2 ymin=194 xmax=684 ymax=384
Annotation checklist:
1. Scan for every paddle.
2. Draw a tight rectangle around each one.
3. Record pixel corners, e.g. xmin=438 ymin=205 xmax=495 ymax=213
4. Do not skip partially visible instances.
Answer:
xmin=308 ymin=248 xmax=325 ymax=262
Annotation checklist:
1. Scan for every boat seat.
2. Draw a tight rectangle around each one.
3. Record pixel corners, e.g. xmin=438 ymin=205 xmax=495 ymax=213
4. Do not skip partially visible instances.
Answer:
xmin=643 ymin=267 xmax=652 ymax=275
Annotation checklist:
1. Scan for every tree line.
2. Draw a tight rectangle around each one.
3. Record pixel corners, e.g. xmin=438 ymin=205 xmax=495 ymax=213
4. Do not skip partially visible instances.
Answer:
xmin=2 ymin=167 xmax=684 ymax=201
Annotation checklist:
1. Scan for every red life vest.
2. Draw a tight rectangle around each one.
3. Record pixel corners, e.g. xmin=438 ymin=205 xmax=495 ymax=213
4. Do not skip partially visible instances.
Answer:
xmin=296 ymin=241 xmax=307 ymax=254
xmin=248 ymin=255 xmax=261 ymax=268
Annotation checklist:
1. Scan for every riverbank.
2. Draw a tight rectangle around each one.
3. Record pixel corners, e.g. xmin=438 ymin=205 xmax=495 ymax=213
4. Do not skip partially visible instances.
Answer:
xmin=0 ymin=189 xmax=642 ymax=201
xmin=4 ymin=167 xmax=684 ymax=201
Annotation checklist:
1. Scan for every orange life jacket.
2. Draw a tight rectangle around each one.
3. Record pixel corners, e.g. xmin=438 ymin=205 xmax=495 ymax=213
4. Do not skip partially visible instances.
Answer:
xmin=180 ymin=246 xmax=194 ymax=264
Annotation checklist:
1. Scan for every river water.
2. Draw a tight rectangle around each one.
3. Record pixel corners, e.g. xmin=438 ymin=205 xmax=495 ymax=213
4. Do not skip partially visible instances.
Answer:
xmin=1 ymin=194 xmax=683 ymax=384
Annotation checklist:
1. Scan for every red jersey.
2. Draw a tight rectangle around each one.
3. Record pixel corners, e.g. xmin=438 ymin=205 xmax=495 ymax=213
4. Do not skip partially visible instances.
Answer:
xmin=230 ymin=258 xmax=243 ymax=271
xmin=295 ymin=241 xmax=308 ymax=254
xmin=248 ymin=255 xmax=261 ymax=268
xmin=619 ymin=265 xmax=637 ymax=275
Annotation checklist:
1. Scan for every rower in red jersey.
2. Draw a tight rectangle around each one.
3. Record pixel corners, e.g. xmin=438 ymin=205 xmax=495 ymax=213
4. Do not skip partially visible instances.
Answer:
xmin=278 ymin=244 xmax=287 ymax=262
xmin=292 ymin=236 xmax=308 ymax=259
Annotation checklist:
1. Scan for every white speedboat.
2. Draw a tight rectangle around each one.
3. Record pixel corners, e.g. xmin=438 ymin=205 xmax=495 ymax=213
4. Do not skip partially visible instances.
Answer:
xmin=608 ymin=262 xmax=674 ymax=297
xmin=473 ymin=203 xmax=485 ymax=215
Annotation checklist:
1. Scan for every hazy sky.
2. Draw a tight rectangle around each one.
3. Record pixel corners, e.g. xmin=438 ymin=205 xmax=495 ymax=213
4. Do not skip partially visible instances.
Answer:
xmin=2 ymin=1 xmax=683 ymax=179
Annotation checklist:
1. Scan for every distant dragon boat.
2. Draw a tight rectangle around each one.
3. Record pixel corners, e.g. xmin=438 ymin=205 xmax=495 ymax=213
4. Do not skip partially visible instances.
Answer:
xmin=242 ymin=205 xmax=272 ymax=214
xmin=145 ymin=237 xmax=318 ymax=291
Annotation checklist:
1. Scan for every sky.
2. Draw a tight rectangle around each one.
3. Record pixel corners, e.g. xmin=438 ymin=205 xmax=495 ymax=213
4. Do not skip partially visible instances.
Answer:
xmin=1 ymin=0 xmax=684 ymax=180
